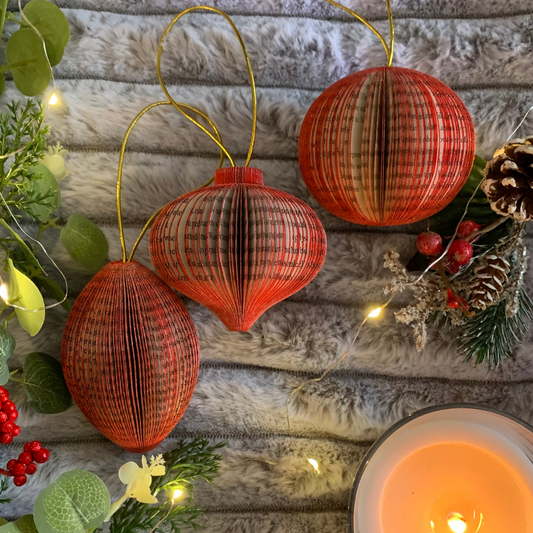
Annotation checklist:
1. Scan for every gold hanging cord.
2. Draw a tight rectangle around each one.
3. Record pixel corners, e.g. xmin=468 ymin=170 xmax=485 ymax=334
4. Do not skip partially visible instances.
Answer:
xmin=118 ymin=7 xmax=258 ymax=262
xmin=116 ymin=101 xmax=227 ymax=263
xmin=157 ymin=6 xmax=257 ymax=166
xmin=324 ymin=0 xmax=394 ymax=67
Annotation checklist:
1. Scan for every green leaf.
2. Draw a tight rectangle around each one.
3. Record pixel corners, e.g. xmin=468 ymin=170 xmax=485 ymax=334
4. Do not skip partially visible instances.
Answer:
xmin=0 ymin=515 xmax=38 ymax=532
xmin=0 ymin=519 xmax=8 ymax=526
xmin=34 ymin=277 xmax=70 ymax=311
xmin=429 ymin=155 xmax=499 ymax=236
xmin=60 ymin=215 xmax=108 ymax=273
xmin=8 ymin=258 xmax=45 ymax=336
xmin=26 ymin=163 xmax=61 ymax=223
xmin=23 ymin=352 xmax=72 ymax=414
xmin=0 ymin=74 xmax=5 ymax=97
xmin=6 ymin=29 xmax=51 ymax=97
xmin=23 ymin=1 xmax=70 ymax=67
xmin=0 ymin=328 xmax=16 ymax=386
xmin=33 ymin=471 xmax=110 ymax=533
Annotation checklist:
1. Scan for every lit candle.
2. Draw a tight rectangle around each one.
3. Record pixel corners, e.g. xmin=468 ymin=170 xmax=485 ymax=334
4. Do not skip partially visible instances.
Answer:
xmin=349 ymin=405 xmax=533 ymax=532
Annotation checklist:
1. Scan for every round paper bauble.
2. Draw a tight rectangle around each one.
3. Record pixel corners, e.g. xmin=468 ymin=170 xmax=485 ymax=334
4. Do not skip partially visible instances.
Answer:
xmin=149 ymin=167 xmax=327 ymax=332
xmin=61 ymin=260 xmax=199 ymax=453
xmin=298 ymin=67 xmax=476 ymax=226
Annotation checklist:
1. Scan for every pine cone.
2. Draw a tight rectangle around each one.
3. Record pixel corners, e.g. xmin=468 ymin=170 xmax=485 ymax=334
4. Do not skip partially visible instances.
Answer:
xmin=469 ymin=254 xmax=510 ymax=310
xmin=482 ymin=136 xmax=533 ymax=221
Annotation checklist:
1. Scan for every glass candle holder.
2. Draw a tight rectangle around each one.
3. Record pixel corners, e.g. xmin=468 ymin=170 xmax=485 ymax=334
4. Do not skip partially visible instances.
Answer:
xmin=348 ymin=404 xmax=533 ymax=533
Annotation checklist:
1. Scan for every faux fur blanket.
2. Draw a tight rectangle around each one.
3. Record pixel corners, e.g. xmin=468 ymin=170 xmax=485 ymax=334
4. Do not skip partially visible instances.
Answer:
xmin=3 ymin=0 xmax=533 ymax=531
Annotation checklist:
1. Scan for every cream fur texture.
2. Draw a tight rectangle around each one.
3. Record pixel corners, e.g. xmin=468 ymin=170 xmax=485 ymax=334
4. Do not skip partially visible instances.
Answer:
xmin=2 ymin=1 xmax=533 ymax=531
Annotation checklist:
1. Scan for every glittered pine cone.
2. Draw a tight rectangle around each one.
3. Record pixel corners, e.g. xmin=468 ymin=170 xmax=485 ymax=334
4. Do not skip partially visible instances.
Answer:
xmin=482 ymin=136 xmax=533 ymax=221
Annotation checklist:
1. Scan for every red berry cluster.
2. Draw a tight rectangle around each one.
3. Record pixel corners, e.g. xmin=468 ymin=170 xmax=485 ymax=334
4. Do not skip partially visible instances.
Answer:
xmin=0 ymin=386 xmax=50 ymax=487
xmin=0 ymin=386 xmax=20 ymax=444
xmin=416 ymin=220 xmax=481 ymax=274
xmin=4 ymin=442 xmax=49 ymax=487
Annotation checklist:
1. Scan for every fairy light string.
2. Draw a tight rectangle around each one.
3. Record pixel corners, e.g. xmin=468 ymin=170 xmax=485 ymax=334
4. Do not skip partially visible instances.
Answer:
xmin=324 ymin=0 xmax=394 ymax=66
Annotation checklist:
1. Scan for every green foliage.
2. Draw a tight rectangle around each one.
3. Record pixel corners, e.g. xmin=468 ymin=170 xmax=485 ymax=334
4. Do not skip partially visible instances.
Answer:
xmin=460 ymin=289 xmax=533 ymax=370
xmin=33 ymin=277 xmax=70 ymax=311
xmin=60 ymin=214 xmax=109 ymax=273
xmin=33 ymin=471 xmax=110 ymax=533
xmin=26 ymin=164 xmax=61 ymax=223
xmin=22 ymin=352 xmax=72 ymax=413
xmin=0 ymin=327 xmax=15 ymax=385
xmin=2 ymin=0 xmax=70 ymax=97
xmin=0 ymin=519 xmax=7 ymax=526
xmin=107 ymin=439 xmax=226 ymax=533
xmin=0 ymin=515 xmax=38 ymax=532
xmin=0 ymin=476 xmax=11 ymax=505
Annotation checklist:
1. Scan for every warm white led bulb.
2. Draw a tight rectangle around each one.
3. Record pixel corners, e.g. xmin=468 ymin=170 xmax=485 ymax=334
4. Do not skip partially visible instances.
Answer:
xmin=447 ymin=512 xmax=467 ymax=533
xmin=0 ymin=284 xmax=8 ymax=303
xmin=172 ymin=489 xmax=183 ymax=501
xmin=307 ymin=458 xmax=320 ymax=473
xmin=49 ymin=92 xmax=58 ymax=105
xmin=368 ymin=307 xmax=382 ymax=318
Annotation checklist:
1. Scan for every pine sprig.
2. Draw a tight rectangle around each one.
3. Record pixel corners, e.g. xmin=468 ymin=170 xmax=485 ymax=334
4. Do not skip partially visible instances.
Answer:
xmin=460 ymin=288 xmax=533 ymax=369
xmin=107 ymin=438 xmax=226 ymax=533
xmin=0 ymin=476 xmax=11 ymax=504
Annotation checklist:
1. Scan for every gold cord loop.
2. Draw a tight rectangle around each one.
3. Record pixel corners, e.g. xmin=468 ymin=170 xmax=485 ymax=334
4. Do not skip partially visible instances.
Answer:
xmin=116 ymin=101 xmax=225 ymax=262
xmin=324 ymin=0 xmax=395 ymax=66
xmin=157 ymin=6 xmax=257 ymax=166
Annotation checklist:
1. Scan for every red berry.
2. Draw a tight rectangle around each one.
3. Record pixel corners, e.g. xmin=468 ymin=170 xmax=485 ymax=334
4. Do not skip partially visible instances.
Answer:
xmin=13 ymin=475 xmax=27 ymax=487
xmin=11 ymin=425 xmax=20 ymax=437
xmin=11 ymin=462 xmax=25 ymax=476
xmin=6 ymin=459 xmax=16 ymax=471
xmin=0 ymin=421 xmax=13 ymax=434
xmin=25 ymin=463 xmax=37 ymax=475
xmin=447 ymin=239 xmax=473 ymax=266
xmin=457 ymin=220 xmax=482 ymax=240
xmin=443 ymin=257 xmax=461 ymax=274
xmin=23 ymin=442 xmax=32 ymax=453
xmin=2 ymin=401 xmax=15 ymax=413
xmin=8 ymin=410 xmax=17 ymax=421
xmin=0 ymin=412 xmax=8 ymax=424
xmin=33 ymin=448 xmax=49 ymax=464
xmin=28 ymin=441 xmax=41 ymax=453
xmin=0 ymin=394 xmax=8 ymax=404
xmin=18 ymin=452 xmax=32 ymax=465
xmin=447 ymin=289 xmax=459 ymax=309
xmin=0 ymin=387 xmax=6 ymax=395
xmin=0 ymin=434 xmax=13 ymax=445
xmin=416 ymin=231 xmax=443 ymax=256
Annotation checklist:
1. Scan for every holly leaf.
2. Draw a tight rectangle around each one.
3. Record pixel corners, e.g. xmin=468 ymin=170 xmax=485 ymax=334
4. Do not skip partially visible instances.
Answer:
xmin=23 ymin=0 xmax=70 ymax=66
xmin=6 ymin=29 xmax=51 ymax=96
xmin=429 ymin=155 xmax=498 ymax=235
xmin=33 ymin=471 xmax=110 ymax=533
xmin=0 ymin=328 xmax=16 ymax=386
xmin=23 ymin=352 xmax=72 ymax=414
xmin=34 ymin=277 xmax=70 ymax=311
xmin=26 ymin=163 xmax=61 ymax=223
xmin=60 ymin=215 xmax=108 ymax=273
xmin=8 ymin=258 xmax=45 ymax=337
xmin=0 ymin=515 xmax=38 ymax=532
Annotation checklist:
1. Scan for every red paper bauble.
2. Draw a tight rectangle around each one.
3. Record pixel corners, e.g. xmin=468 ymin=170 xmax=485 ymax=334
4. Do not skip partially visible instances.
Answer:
xmin=61 ymin=260 xmax=199 ymax=453
xmin=149 ymin=167 xmax=327 ymax=331
xmin=298 ymin=66 xmax=476 ymax=226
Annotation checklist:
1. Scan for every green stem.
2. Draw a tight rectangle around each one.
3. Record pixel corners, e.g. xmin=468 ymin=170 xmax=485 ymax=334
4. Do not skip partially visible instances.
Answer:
xmin=4 ymin=12 xmax=23 ymax=25
xmin=0 ymin=1 xmax=8 ymax=39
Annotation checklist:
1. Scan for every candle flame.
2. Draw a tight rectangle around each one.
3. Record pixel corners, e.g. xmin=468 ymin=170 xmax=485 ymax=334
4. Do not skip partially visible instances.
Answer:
xmin=368 ymin=307 xmax=382 ymax=318
xmin=447 ymin=512 xmax=467 ymax=533
xmin=49 ymin=92 xmax=58 ymax=105
xmin=307 ymin=458 xmax=320 ymax=473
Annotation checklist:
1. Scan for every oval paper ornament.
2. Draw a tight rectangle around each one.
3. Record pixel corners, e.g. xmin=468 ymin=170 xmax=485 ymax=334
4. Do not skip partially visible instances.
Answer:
xmin=149 ymin=167 xmax=327 ymax=332
xmin=298 ymin=66 xmax=476 ymax=226
xmin=61 ymin=261 xmax=199 ymax=453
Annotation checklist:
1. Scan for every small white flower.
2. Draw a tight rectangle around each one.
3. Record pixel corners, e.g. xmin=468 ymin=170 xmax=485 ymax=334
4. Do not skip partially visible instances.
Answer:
xmin=105 ymin=455 xmax=166 ymax=521
xmin=41 ymin=142 xmax=70 ymax=181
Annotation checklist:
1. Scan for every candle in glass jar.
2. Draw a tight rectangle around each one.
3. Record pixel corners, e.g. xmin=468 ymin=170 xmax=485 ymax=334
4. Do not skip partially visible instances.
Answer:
xmin=350 ymin=406 xmax=533 ymax=533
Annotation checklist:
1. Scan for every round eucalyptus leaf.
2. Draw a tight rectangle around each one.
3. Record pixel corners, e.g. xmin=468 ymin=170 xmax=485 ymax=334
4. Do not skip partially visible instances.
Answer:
xmin=23 ymin=352 xmax=72 ymax=414
xmin=26 ymin=163 xmax=61 ymax=223
xmin=0 ymin=515 xmax=38 ymax=532
xmin=0 ymin=327 xmax=16 ymax=386
xmin=33 ymin=471 xmax=110 ymax=533
xmin=6 ymin=29 xmax=50 ymax=96
xmin=60 ymin=214 xmax=109 ymax=273
xmin=23 ymin=0 xmax=70 ymax=66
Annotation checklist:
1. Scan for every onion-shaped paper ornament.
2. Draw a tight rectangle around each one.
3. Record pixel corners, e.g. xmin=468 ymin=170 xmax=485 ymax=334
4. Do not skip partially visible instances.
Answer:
xmin=149 ymin=167 xmax=327 ymax=331
xmin=61 ymin=261 xmax=199 ymax=453
xmin=299 ymin=66 xmax=476 ymax=226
